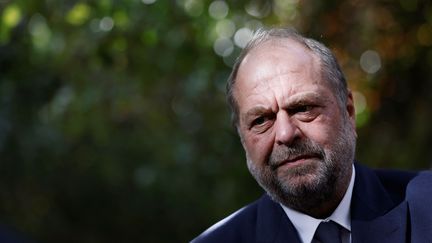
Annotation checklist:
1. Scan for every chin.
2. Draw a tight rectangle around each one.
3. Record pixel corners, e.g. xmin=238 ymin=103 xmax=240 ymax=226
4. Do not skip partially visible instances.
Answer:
xmin=276 ymin=162 xmax=331 ymax=196
xmin=280 ymin=173 xmax=324 ymax=194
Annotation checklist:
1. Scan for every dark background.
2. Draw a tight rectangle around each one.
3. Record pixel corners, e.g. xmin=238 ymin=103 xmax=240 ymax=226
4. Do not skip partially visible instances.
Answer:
xmin=0 ymin=0 xmax=431 ymax=242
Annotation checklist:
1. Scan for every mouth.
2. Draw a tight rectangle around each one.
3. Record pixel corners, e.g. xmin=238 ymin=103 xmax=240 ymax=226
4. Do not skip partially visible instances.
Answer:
xmin=271 ymin=154 xmax=320 ymax=170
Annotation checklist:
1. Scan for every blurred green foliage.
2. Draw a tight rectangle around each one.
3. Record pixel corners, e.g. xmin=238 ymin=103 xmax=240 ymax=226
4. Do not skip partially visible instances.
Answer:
xmin=0 ymin=0 xmax=431 ymax=242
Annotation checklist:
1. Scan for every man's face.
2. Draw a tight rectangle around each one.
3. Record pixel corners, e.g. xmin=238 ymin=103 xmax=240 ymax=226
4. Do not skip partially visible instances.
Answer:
xmin=234 ymin=40 xmax=357 ymax=214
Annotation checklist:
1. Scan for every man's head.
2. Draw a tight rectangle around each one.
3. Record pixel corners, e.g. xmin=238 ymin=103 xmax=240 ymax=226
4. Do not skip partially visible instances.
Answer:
xmin=227 ymin=27 xmax=357 ymax=218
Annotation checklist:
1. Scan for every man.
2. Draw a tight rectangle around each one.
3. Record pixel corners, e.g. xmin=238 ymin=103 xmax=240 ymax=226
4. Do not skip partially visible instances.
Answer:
xmin=192 ymin=27 xmax=432 ymax=243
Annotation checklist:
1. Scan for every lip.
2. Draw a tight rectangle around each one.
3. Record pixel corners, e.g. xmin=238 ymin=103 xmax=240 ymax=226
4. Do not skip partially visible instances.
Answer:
xmin=273 ymin=154 xmax=318 ymax=169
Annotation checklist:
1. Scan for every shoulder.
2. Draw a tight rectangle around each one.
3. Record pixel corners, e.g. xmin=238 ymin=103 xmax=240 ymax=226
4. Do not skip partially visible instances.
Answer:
xmin=356 ymin=163 xmax=419 ymax=203
xmin=404 ymin=171 xmax=432 ymax=240
xmin=374 ymin=167 xmax=432 ymax=200
xmin=363 ymin=164 xmax=432 ymax=202
xmin=406 ymin=170 xmax=432 ymax=200
xmin=191 ymin=195 xmax=267 ymax=243
xmin=374 ymin=167 xmax=418 ymax=200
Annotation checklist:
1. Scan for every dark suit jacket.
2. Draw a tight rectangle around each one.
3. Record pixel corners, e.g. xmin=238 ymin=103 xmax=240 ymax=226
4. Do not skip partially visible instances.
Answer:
xmin=192 ymin=163 xmax=432 ymax=243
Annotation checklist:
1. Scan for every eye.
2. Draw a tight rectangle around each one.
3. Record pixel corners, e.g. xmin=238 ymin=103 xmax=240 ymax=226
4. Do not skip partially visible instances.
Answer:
xmin=249 ymin=113 xmax=275 ymax=131
xmin=289 ymin=105 xmax=315 ymax=114
xmin=252 ymin=116 xmax=267 ymax=126
xmin=288 ymin=104 xmax=320 ymax=122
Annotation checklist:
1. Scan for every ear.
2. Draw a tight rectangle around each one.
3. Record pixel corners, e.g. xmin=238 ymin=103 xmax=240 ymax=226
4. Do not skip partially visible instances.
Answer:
xmin=346 ymin=90 xmax=356 ymax=130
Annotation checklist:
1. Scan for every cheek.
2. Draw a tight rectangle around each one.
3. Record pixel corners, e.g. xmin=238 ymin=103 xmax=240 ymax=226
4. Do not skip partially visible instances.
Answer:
xmin=310 ymin=118 xmax=343 ymax=149
xmin=301 ymin=117 xmax=341 ymax=146
xmin=243 ymin=133 xmax=274 ymax=163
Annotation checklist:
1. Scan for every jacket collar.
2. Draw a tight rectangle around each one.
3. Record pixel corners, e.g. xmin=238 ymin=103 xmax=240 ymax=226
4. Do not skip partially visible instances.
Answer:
xmin=256 ymin=194 xmax=301 ymax=243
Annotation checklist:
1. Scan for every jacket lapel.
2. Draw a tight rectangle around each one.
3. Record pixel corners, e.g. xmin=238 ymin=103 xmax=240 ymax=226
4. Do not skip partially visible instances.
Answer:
xmin=351 ymin=164 xmax=408 ymax=243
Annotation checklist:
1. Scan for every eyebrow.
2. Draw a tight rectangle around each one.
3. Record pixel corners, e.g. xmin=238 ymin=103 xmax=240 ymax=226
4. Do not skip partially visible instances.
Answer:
xmin=242 ymin=106 xmax=272 ymax=122
xmin=283 ymin=92 xmax=329 ymax=108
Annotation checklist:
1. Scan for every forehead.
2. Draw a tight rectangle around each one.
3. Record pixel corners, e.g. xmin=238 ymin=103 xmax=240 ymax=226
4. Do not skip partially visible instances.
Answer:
xmin=242 ymin=38 xmax=317 ymax=69
xmin=234 ymin=39 xmax=326 ymax=97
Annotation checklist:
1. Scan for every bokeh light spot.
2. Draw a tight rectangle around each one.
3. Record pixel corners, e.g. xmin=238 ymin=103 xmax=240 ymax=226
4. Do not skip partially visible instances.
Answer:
xmin=2 ymin=4 xmax=22 ymax=28
xmin=99 ymin=17 xmax=114 ymax=31
xmin=142 ymin=0 xmax=157 ymax=4
xmin=66 ymin=3 xmax=91 ymax=26
xmin=244 ymin=1 xmax=271 ymax=18
xmin=273 ymin=0 xmax=298 ymax=21
xmin=234 ymin=27 xmax=253 ymax=48
xmin=113 ymin=11 xmax=130 ymax=29
xmin=360 ymin=50 xmax=381 ymax=74
xmin=29 ymin=14 xmax=52 ymax=52
xmin=182 ymin=0 xmax=204 ymax=17
xmin=215 ymin=19 xmax=236 ymax=38
xmin=141 ymin=30 xmax=158 ymax=46
xmin=213 ymin=37 xmax=234 ymax=57
xmin=209 ymin=1 xmax=229 ymax=20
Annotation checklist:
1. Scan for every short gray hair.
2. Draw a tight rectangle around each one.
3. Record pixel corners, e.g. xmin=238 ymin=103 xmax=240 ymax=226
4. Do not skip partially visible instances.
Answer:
xmin=226 ymin=27 xmax=348 ymax=127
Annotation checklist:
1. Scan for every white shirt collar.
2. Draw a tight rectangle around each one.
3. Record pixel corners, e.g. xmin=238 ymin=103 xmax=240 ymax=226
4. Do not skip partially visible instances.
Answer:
xmin=280 ymin=165 xmax=355 ymax=243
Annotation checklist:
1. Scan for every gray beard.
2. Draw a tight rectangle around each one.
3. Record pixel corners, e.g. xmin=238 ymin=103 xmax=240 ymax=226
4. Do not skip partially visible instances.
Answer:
xmin=246 ymin=118 xmax=356 ymax=214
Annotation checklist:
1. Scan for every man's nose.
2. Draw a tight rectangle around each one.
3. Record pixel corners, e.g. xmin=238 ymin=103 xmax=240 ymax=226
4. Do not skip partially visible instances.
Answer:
xmin=274 ymin=111 xmax=300 ymax=145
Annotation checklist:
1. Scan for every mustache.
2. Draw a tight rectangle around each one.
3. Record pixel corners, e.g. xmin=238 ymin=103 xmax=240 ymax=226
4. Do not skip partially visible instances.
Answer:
xmin=269 ymin=139 xmax=325 ymax=170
